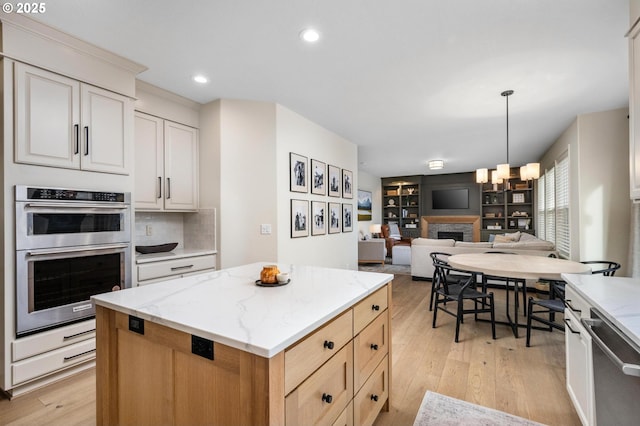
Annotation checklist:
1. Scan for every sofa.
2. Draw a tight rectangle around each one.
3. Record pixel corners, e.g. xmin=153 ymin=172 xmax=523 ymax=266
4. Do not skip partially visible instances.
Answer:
xmin=410 ymin=231 xmax=558 ymax=280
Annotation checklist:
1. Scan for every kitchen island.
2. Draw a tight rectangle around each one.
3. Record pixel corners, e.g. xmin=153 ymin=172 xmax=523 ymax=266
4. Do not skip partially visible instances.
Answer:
xmin=92 ymin=262 xmax=393 ymax=426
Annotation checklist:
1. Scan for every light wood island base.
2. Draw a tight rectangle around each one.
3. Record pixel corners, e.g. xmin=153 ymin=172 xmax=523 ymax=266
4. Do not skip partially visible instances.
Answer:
xmin=95 ymin=282 xmax=392 ymax=426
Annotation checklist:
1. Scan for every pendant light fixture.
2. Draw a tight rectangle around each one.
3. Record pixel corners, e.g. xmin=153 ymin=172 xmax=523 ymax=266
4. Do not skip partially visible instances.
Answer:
xmin=476 ymin=89 xmax=540 ymax=185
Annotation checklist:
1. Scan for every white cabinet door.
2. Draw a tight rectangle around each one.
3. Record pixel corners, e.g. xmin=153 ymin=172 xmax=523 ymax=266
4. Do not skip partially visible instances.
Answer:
xmin=629 ymin=22 xmax=640 ymax=199
xmin=565 ymin=309 xmax=594 ymax=426
xmin=14 ymin=63 xmax=81 ymax=169
xmin=80 ymin=84 xmax=132 ymax=175
xmin=134 ymin=112 xmax=164 ymax=210
xmin=163 ymin=121 xmax=198 ymax=211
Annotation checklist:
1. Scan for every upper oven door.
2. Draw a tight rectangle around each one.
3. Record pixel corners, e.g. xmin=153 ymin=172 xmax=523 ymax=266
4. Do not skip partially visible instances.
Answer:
xmin=16 ymin=201 xmax=131 ymax=250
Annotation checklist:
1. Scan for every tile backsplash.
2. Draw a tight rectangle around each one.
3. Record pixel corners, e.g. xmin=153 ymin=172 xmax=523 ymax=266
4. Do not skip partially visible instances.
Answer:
xmin=134 ymin=209 xmax=216 ymax=250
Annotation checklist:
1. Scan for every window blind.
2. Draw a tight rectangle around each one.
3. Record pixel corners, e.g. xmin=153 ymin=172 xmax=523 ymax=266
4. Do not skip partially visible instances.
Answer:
xmin=545 ymin=167 xmax=556 ymax=246
xmin=555 ymin=154 xmax=570 ymax=257
xmin=537 ymin=174 xmax=546 ymax=240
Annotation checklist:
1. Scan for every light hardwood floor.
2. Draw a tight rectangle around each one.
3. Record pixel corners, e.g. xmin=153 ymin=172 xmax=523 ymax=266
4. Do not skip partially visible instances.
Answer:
xmin=0 ymin=273 xmax=580 ymax=426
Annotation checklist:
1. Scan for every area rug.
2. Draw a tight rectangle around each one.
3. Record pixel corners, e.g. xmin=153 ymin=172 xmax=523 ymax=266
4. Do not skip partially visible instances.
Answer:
xmin=413 ymin=391 xmax=546 ymax=426
xmin=358 ymin=261 xmax=411 ymax=275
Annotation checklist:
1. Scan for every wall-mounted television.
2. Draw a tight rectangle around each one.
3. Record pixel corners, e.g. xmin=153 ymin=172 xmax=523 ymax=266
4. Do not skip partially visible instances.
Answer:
xmin=432 ymin=188 xmax=469 ymax=209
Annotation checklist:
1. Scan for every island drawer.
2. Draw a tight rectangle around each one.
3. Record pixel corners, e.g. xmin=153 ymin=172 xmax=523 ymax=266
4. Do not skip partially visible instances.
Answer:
xmin=285 ymin=342 xmax=354 ymax=426
xmin=353 ymin=285 xmax=388 ymax=335
xmin=285 ymin=309 xmax=353 ymax=394
xmin=354 ymin=355 xmax=389 ymax=426
xmin=12 ymin=319 xmax=95 ymax=362
xmin=137 ymin=254 xmax=215 ymax=282
xmin=354 ymin=312 xmax=389 ymax=390
xmin=332 ymin=401 xmax=354 ymax=426
xmin=12 ymin=338 xmax=95 ymax=385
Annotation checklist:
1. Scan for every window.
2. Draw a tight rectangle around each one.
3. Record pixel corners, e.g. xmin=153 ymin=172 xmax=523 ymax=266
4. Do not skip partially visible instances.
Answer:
xmin=537 ymin=151 xmax=570 ymax=258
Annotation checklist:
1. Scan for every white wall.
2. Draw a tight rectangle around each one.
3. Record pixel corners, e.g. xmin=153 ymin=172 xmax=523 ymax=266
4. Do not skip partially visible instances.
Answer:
xmin=276 ymin=105 xmax=359 ymax=269
xmin=541 ymin=107 xmax=631 ymax=275
xmin=357 ymin=170 xmax=382 ymax=239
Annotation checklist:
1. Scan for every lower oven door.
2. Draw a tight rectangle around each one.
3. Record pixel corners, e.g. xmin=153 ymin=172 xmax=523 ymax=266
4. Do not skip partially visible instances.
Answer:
xmin=16 ymin=243 xmax=131 ymax=336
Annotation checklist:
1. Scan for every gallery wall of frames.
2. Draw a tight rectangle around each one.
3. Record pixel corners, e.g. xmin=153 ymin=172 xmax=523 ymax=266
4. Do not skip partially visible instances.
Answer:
xmin=289 ymin=152 xmax=353 ymax=238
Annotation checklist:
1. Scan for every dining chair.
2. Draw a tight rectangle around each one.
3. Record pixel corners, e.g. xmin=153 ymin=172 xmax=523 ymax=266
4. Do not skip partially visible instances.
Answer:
xmin=526 ymin=260 xmax=622 ymax=347
xmin=432 ymin=263 xmax=496 ymax=343
xmin=428 ymin=252 xmax=469 ymax=311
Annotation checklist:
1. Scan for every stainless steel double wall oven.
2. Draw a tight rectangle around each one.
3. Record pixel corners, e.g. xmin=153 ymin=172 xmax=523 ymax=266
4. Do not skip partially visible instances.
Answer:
xmin=15 ymin=185 xmax=132 ymax=336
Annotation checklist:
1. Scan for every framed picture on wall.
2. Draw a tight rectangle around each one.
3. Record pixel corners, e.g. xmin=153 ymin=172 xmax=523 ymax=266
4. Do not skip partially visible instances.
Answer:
xmin=342 ymin=203 xmax=353 ymax=232
xmin=342 ymin=169 xmax=353 ymax=199
xmin=328 ymin=202 xmax=341 ymax=233
xmin=311 ymin=159 xmax=326 ymax=195
xmin=290 ymin=152 xmax=308 ymax=193
xmin=291 ymin=199 xmax=309 ymax=238
xmin=328 ymin=165 xmax=341 ymax=197
xmin=357 ymin=189 xmax=372 ymax=221
xmin=311 ymin=201 xmax=326 ymax=235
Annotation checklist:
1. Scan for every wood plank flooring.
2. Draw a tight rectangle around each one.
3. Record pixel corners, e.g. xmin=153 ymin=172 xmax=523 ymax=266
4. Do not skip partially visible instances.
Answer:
xmin=0 ymin=272 xmax=580 ymax=425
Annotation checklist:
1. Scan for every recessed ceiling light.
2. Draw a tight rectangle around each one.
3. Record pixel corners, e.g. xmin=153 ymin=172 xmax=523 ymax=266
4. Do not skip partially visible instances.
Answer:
xmin=193 ymin=75 xmax=208 ymax=84
xmin=428 ymin=160 xmax=444 ymax=170
xmin=300 ymin=28 xmax=320 ymax=43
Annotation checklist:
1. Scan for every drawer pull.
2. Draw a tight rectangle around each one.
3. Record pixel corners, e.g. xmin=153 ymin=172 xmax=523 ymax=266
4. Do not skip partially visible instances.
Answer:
xmin=370 ymin=343 xmax=379 ymax=350
xmin=170 ymin=264 xmax=194 ymax=271
xmin=63 ymin=349 xmax=96 ymax=362
xmin=322 ymin=393 xmax=333 ymax=403
xmin=63 ymin=329 xmax=96 ymax=340
xmin=371 ymin=394 xmax=379 ymax=402
xmin=565 ymin=299 xmax=581 ymax=314
xmin=372 ymin=304 xmax=380 ymax=311
xmin=323 ymin=340 xmax=335 ymax=350
xmin=564 ymin=318 xmax=580 ymax=334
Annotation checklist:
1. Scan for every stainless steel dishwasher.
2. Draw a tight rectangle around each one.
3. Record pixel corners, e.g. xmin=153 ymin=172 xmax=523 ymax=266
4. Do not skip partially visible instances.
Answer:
xmin=582 ymin=308 xmax=640 ymax=425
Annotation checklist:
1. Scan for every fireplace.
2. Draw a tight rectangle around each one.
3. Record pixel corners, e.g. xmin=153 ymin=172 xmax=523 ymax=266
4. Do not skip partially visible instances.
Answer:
xmin=438 ymin=231 xmax=464 ymax=241
xmin=420 ymin=216 xmax=481 ymax=242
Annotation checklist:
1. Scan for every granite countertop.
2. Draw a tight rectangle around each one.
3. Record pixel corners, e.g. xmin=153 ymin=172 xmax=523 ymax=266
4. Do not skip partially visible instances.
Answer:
xmin=135 ymin=248 xmax=217 ymax=264
xmin=92 ymin=262 xmax=393 ymax=358
xmin=562 ymin=273 xmax=640 ymax=347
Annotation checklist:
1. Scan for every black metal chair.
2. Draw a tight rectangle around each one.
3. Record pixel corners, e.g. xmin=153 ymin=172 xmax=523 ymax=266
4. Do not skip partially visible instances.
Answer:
xmin=432 ymin=263 xmax=496 ymax=343
xmin=526 ymin=260 xmax=621 ymax=347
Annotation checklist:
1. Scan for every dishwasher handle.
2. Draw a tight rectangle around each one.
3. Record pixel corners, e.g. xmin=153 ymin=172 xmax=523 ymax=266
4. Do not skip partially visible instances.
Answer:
xmin=582 ymin=316 xmax=640 ymax=377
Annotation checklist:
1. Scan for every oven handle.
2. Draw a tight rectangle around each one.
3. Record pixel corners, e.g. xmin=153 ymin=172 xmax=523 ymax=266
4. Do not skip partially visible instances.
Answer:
xmin=24 ymin=202 xmax=128 ymax=210
xmin=26 ymin=244 xmax=130 ymax=257
xmin=582 ymin=317 xmax=640 ymax=377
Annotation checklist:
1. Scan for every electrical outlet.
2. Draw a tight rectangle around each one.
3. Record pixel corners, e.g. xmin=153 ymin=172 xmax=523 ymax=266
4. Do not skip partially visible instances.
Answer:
xmin=260 ymin=224 xmax=272 ymax=235
xmin=146 ymin=225 xmax=153 ymax=236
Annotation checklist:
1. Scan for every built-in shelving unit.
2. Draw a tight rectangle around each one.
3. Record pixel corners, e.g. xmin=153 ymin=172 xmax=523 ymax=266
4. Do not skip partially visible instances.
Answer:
xmin=480 ymin=169 xmax=535 ymax=241
xmin=381 ymin=177 xmax=421 ymax=238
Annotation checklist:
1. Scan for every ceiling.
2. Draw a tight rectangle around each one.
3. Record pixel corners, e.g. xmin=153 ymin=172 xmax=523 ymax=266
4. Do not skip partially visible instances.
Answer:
xmin=32 ymin=0 xmax=629 ymax=178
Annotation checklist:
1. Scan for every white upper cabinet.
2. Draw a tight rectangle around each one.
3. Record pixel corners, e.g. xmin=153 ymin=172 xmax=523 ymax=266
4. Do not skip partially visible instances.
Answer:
xmin=134 ymin=112 xmax=198 ymax=211
xmin=14 ymin=63 xmax=132 ymax=175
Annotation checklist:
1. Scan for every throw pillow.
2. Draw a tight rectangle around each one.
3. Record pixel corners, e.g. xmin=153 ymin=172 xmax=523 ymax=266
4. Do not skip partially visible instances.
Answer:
xmin=488 ymin=234 xmax=496 ymax=242
xmin=388 ymin=223 xmax=401 ymax=240
xmin=493 ymin=234 xmax=512 ymax=243
xmin=503 ymin=231 xmax=521 ymax=242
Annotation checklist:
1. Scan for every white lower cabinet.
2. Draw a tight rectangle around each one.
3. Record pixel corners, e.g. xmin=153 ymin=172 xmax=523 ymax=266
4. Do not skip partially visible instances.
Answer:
xmin=137 ymin=253 xmax=216 ymax=285
xmin=11 ymin=319 xmax=96 ymax=387
xmin=565 ymin=286 xmax=594 ymax=426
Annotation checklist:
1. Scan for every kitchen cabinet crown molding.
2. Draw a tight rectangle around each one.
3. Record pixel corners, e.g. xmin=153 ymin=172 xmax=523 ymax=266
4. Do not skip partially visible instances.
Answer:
xmin=0 ymin=15 xmax=146 ymax=97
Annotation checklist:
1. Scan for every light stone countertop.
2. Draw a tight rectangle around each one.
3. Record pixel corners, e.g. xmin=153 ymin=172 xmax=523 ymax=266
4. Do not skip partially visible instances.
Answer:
xmin=92 ymin=262 xmax=393 ymax=358
xmin=562 ymin=273 xmax=640 ymax=347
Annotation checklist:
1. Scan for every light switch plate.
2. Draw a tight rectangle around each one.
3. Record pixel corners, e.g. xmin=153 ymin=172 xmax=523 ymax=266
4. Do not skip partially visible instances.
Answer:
xmin=260 ymin=224 xmax=272 ymax=235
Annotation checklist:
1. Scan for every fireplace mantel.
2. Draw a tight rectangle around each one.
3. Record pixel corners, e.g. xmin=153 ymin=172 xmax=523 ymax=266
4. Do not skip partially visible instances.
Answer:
xmin=420 ymin=215 xmax=481 ymax=242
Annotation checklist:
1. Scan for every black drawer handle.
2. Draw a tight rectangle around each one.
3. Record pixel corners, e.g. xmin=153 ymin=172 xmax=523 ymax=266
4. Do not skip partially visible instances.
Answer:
xmin=370 ymin=343 xmax=379 ymax=351
xmin=564 ymin=318 xmax=580 ymax=334
xmin=371 ymin=394 xmax=379 ymax=402
xmin=323 ymin=340 xmax=335 ymax=350
xmin=322 ymin=393 xmax=333 ymax=403
xmin=372 ymin=304 xmax=380 ymax=311
xmin=565 ymin=299 xmax=581 ymax=314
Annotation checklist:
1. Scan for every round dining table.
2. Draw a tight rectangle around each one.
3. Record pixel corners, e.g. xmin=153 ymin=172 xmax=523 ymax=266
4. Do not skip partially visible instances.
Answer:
xmin=447 ymin=253 xmax=592 ymax=280
xmin=447 ymin=252 xmax=592 ymax=337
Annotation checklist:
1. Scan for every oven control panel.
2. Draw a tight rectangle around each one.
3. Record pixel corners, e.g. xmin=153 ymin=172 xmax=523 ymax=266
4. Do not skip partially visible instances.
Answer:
xmin=24 ymin=187 xmax=126 ymax=203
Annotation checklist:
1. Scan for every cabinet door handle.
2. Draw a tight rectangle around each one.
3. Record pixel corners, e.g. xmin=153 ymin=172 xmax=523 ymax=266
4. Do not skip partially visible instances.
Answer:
xmin=170 ymin=264 xmax=194 ymax=271
xmin=564 ymin=318 xmax=580 ymax=334
xmin=323 ymin=340 xmax=335 ymax=350
xmin=63 ymin=328 xmax=96 ymax=340
xmin=63 ymin=348 xmax=96 ymax=362
xmin=371 ymin=394 xmax=379 ymax=402
xmin=166 ymin=177 xmax=171 ymax=199
xmin=157 ymin=177 xmax=162 ymax=199
xmin=74 ymin=124 xmax=79 ymax=154
xmin=372 ymin=304 xmax=380 ymax=311
xmin=84 ymin=126 xmax=89 ymax=156
xmin=370 ymin=343 xmax=379 ymax=350
xmin=321 ymin=393 xmax=333 ymax=403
